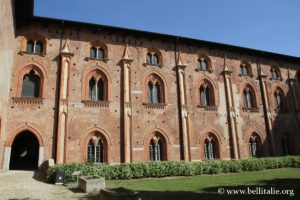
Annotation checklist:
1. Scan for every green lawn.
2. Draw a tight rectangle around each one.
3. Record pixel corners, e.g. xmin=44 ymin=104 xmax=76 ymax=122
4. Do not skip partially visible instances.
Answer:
xmin=105 ymin=168 xmax=300 ymax=200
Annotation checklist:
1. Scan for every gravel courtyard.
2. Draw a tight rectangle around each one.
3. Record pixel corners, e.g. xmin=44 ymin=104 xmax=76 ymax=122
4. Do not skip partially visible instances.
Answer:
xmin=0 ymin=171 xmax=99 ymax=200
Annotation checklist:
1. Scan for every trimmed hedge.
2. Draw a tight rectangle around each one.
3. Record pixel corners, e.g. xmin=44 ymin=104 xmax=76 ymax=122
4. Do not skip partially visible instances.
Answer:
xmin=47 ymin=156 xmax=300 ymax=183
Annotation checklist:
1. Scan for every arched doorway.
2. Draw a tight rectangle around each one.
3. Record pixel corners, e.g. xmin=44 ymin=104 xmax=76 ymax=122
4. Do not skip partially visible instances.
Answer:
xmin=9 ymin=131 xmax=39 ymax=170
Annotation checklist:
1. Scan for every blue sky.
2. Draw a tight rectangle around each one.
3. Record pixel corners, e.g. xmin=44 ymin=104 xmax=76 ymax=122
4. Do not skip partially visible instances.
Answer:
xmin=34 ymin=0 xmax=300 ymax=57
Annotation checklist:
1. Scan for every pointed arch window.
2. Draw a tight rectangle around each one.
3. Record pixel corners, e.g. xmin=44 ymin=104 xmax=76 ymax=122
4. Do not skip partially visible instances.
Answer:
xmin=243 ymin=86 xmax=256 ymax=109
xmin=146 ymin=74 xmax=164 ymax=104
xmin=26 ymin=40 xmax=44 ymax=54
xmin=200 ymin=83 xmax=213 ymax=106
xmin=204 ymin=134 xmax=218 ymax=160
xmin=274 ymin=89 xmax=285 ymax=111
xmin=147 ymin=82 xmax=161 ymax=103
xmin=21 ymin=70 xmax=41 ymax=98
xmin=149 ymin=133 xmax=165 ymax=161
xmin=249 ymin=135 xmax=259 ymax=157
xmin=89 ymin=77 xmax=105 ymax=101
xmin=86 ymin=134 xmax=106 ymax=163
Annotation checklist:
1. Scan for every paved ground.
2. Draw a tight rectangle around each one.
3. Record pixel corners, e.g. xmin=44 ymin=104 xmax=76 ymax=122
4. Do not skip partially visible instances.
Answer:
xmin=0 ymin=170 xmax=100 ymax=200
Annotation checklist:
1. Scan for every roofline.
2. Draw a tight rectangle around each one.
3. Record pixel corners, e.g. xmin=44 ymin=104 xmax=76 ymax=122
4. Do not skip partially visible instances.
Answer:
xmin=20 ymin=0 xmax=300 ymax=63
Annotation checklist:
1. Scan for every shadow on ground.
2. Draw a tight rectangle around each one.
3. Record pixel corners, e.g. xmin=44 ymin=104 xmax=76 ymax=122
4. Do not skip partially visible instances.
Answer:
xmin=64 ymin=177 xmax=300 ymax=200
xmin=8 ymin=199 xmax=38 ymax=200
xmin=32 ymin=170 xmax=47 ymax=183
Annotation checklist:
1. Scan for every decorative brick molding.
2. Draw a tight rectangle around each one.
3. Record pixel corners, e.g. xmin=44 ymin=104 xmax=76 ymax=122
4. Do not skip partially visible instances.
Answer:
xmin=20 ymin=34 xmax=47 ymax=56
xmin=144 ymin=47 xmax=163 ymax=66
xmin=19 ymin=50 xmax=46 ymax=57
xmin=84 ymin=57 xmax=109 ymax=63
xmin=242 ymin=107 xmax=259 ymax=113
xmin=85 ymin=40 xmax=109 ymax=61
xmin=196 ymin=53 xmax=213 ymax=72
xmin=196 ymin=77 xmax=219 ymax=107
xmin=5 ymin=125 xmax=44 ymax=147
xmin=144 ymin=131 xmax=169 ymax=161
xmin=243 ymin=130 xmax=264 ymax=158
xmin=82 ymin=100 xmax=110 ymax=107
xmin=142 ymin=103 xmax=167 ymax=109
xmin=240 ymin=82 xmax=260 ymax=109
xmin=197 ymin=105 xmax=218 ymax=111
xmin=142 ymin=71 xmax=167 ymax=103
xmin=80 ymin=128 xmax=112 ymax=163
xmin=271 ymin=85 xmax=289 ymax=112
xmin=81 ymin=66 xmax=111 ymax=101
xmin=12 ymin=97 xmax=43 ymax=105
xmin=239 ymin=61 xmax=253 ymax=76
xmin=13 ymin=61 xmax=48 ymax=98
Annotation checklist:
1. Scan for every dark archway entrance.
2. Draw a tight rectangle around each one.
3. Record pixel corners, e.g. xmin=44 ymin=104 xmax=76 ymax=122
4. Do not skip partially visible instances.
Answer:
xmin=9 ymin=131 xmax=39 ymax=170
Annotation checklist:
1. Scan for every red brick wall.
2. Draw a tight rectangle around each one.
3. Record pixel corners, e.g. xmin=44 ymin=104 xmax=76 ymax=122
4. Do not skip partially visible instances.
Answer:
xmin=1 ymin=20 xmax=300 ymax=169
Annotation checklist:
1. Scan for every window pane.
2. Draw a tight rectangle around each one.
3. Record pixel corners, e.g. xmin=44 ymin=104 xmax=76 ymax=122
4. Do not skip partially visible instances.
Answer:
xmin=146 ymin=53 xmax=152 ymax=64
xmin=243 ymin=66 xmax=248 ymax=75
xmin=201 ymin=60 xmax=207 ymax=70
xmin=96 ymin=142 xmax=104 ymax=163
xmin=35 ymin=41 xmax=43 ymax=53
xmin=275 ymin=94 xmax=281 ymax=108
xmin=21 ymin=70 xmax=40 ymax=98
xmin=97 ymin=79 xmax=104 ymax=101
xmin=147 ymin=82 xmax=153 ymax=103
xmin=97 ymin=48 xmax=104 ymax=59
xmin=197 ymin=60 xmax=201 ymax=70
xmin=240 ymin=66 xmax=244 ymax=75
xmin=208 ymin=142 xmax=214 ymax=159
xmin=152 ymin=54 xmax=158 ymax=65
xmin=155 ymin=83 xmax=161 ymax=103
xmin=149 ymin=140 xmax=155 ymax=161
xmin=245 ymin=91 xmax=252 ymax=108
xmin=205 ymin=87 xmax=211 ymax=106
xmin=200 ymin=87 xmax=207 ymax=106
xmin=26 ymin=40 xmax=34 ymax=52
xmin=204 ymin=141 xmax=208 ymax=159
xmin=89 ymin=78 xmax=97 ymax=100
xmin=155 ymin=144 xmax=160 ymax=161
xmin=87 ymin=140 xmax=95 ymax=162
xmin=90 ymin=47 xmax=97 ymax=58
xmin=271 ymin=70 xmax=277 ymax=79
xmin=250 ymin=142 xmax=257 ymax=157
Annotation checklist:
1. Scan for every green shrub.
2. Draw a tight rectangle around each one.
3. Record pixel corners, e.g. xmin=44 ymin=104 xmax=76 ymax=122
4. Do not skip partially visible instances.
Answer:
xmin=47 ymin=156 xmax=300 ymax=184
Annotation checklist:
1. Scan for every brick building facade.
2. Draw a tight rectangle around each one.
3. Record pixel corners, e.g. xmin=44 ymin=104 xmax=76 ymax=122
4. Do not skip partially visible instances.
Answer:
xmin=1 ymin=0 xmax=300 ymax=171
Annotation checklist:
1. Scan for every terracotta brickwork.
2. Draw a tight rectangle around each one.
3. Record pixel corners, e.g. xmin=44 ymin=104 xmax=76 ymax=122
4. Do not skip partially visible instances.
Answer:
xmin=1 ymin=0 xmax=300 ymax=170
